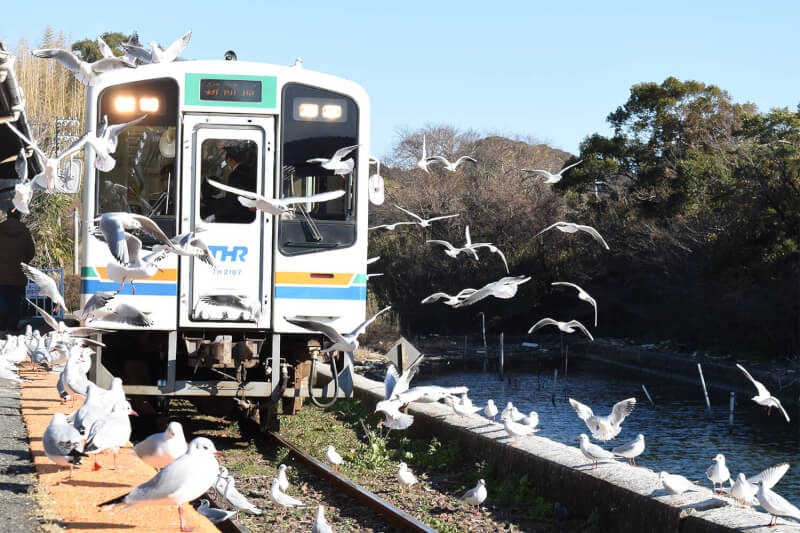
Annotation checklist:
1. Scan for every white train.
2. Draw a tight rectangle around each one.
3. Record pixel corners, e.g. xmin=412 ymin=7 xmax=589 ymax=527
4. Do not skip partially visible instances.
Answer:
xmin=79 ymin=56 xmax=382 ymax=422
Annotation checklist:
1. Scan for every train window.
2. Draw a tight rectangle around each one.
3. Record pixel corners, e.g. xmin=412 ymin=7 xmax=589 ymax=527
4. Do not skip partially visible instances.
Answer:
xmin=279 ymin=83 xmax=358 ymax=255
xmin=96 ymin=78 xmax=179 ymax=237
xmin=198 ymin=139 xmax=258 ymax=224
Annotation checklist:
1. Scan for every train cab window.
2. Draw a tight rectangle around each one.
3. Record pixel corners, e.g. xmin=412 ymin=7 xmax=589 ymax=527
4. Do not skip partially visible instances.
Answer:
xmin=199 ymin=139 xmax=257 ymax=224
xmin=279 ymin=83 xmax=359 ymax=255
xmin=95 ymin=78 xmax=179 ymax=238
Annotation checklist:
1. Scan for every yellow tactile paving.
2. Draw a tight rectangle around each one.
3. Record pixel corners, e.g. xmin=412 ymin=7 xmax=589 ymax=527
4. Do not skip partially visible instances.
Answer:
xmin=19 ymin=369 xmax=219 ymax=532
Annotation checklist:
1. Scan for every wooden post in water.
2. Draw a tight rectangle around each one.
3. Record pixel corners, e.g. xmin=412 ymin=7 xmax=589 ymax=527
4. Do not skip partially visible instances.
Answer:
xmin=728 ymin=392 xmax=735 ymax=432
xmin=480 ymin=312 xmax=488 ymax=373
xmin=641 ymin=384 xmax=654 ymax=406
xmin=563 ymin=345 xmax=569 ymax=399
xmin=551 ymin=368 xmax=558 ymax=406
xmin=697 ymin=363 xmax=711 ymax=417
xmin=498 ymin=332 xmax=504 ymax=380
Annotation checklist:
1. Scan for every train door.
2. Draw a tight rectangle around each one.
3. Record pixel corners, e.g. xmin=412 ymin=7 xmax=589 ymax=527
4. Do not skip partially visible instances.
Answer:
xmin=178 ymin=114 xmax=274 ymax=328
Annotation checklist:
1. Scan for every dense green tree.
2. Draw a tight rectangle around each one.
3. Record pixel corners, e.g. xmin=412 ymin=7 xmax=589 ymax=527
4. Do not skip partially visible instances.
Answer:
xmin=71 ymin=32 xmax=132 ymax=62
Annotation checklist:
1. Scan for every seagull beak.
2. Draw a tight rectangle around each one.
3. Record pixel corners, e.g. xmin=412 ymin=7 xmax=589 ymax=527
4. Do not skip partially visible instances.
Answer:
xmin=214 ymin=451 xmax=223 ymax=456
xmin=130 ymin=409 xmax=139 ymax=416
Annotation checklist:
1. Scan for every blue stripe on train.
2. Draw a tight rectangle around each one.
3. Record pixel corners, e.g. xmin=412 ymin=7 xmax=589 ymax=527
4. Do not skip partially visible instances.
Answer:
xmin=81 ymin=279 xmax=177 ymax=296
xmin=274 ymin=285 xmax=366 ymax=301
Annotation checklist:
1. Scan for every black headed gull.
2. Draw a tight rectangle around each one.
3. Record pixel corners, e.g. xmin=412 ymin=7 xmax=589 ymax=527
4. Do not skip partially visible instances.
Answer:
xmin=753 ymin=463 xmax=798 ymax=527
xmin=612 ymin=434 xmax=645 ymax=466
xmin=121 ymin=30 xmax=192 ymax=63
xmin=427 ymin=225 xmax=480 ymax=260
xmin=134 ymin=421 xmax=188 ymax=470
xmin=96 ymin=211 xmax=174 ymax=265
xmin=536 ymin=221 xmax=610 ymax=250
xmin=84 ymin=399 xmax=137 ymax=470
xmin=285 ymin=306 xmax=391 ymax=354
xmin=207 ymin=178 xmax=345 ymax=215
xmin=196 ymin=499 xmax=236 ymax=524
xmin=393 ymin=204 xmax=459 ymax=228
xmin=99 ymin=437 xmax=220 ymax=532
xmin=736 ymin=363 xmax=790 ymax=422
xmin=43 ymin=412 xmax=87 ymax=480
xmin=21 ymin=263 xmax=68 ymax=313
xmin=307 ymin=144 xmax=360 ymax=177
xmin=522 ymin=159 xmax=583 ymax=184
xmin=460 ymin=479 xmax=487 ymax=514
xmin=576 ymin=433 xmax=615 ymax=470
xmin=706 ymin=453 xmax=731 ymax=494
xmin=528 ymin=318 xmax=594 ymax=341
xmin=68 ymin=114 xmax=148 ymax=172
xmin=454 ymin=276 xmax=531 ymax=308
xmin=658 ymin=471 xmax=691 ymax=506
xmin=421 ymin=288 xmax=478 ymax=307
xmin=568 ymin=397 xmax=636 ymax=442
xmin=552 ymin=282 xmax=598 ymax=327
xmin=31 ymin=47 xmax=135 ymax=85
xmin=425 ymin=155 xmax=477 ymax=172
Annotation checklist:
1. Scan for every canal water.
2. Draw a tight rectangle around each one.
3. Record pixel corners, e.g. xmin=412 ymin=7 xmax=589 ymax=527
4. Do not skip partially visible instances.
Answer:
xmin=417 ymin=358 xmax=800 ymax=505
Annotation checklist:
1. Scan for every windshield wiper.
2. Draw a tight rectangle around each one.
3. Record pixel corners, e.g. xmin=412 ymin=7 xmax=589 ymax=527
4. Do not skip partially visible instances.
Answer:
xmin=295 ymin=203 xmax=323 ymax=241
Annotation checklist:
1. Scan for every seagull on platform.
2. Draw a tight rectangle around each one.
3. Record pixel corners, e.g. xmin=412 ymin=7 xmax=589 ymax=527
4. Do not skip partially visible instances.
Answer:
xmin=536 ymin=221 xmax=610 ymax=250
xmin=43 ymin=412 xmax=87 ymax=480
xmin=121 ymin=29 xmax=192 ymax=63
xmin=207 ymin=178 xmax=345 ymax=215
xmin=736 ymin=363 xmax=790 ymax=422
xmin=67 ymin=114 xmax=148 ymax=172
xmin=393 ymin=204 xmax=460 ymax=228
xmin=728 ymin=464 xmax=787 ymax=506
xmin=484 ymin=399 xmax=498 ymax=422
xmin=454 ymin=276 xmax=531 ymax=308
xmin=421 ymin=288 xmax=478 ymax=307
xmin=391 ymin=385 xmax=469 ymax=405
xmin=522 ymin=159 xmax=583 ymax=184
xmin=521 ymin=411 xmax=539 ymax=428
xmin=528 ymin=318 xmax=594 ymax=341
xmin=98 ymin=437 xmax=220 ymax=533
xmin=285 ymin=306 xmax=391 ymax=354
xmin=504 ymin=417 xmax=537 ymax=446
xmin=706 ymin=454 xmax=731 ymax=494
xmin=576 ymin=434 xmax=615 ymax=470
xmin=445 ymin=395 xmax=482 ymax=421
xmin=612 ymin=434 xmax=645 ymax=466
xmin=425 ymin=155 xmax=477 ymax=172
xmin=568 ymin=397 xmax=636 ymax=442
xmin=460 ymin=479 xmax=487 ymax=514
xmin=307 ymin=144 xmax=360 ymax=177
xmin=312 ymin=505 xmax=334 ymax=533
xmin=753 ymin=463 xmax=799 ymax=528
xmin=21 ymin=263 xmax=69 ymax=314
xmin=658 ymin=471 xmax=691 ymax=506
xmin=84 ymin=399 xmax=137 ymax=470
xmin=552 ymin=282 xmax=598 ymax=327
xmin=32 ymin=47 xmax=135 ymax=85
xmin=196 ymin=499 xmax=236 ymax=524
xmin=134 ymin=421 xmax=188 ymax=470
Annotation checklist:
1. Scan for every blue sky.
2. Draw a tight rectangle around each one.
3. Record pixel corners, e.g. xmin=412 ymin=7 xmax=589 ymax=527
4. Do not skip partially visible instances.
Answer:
xmin=2 ymin=1 xmax=798 ymax=159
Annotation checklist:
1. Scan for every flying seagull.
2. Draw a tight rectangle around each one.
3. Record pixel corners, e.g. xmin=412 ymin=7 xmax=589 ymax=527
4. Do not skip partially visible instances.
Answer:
xmin=285 ymin=306 xmax=391 ymax=354
xmin=207 ymin=179 xmax=345 ymax=215
xmin=736 ymin=364 xmax=790 ymax=422
xmin=416 ymin=134 xmax=435 ymax=173
xmin=67 ymin=114 xmax=148 ymax=172
xmin=551 ymin=282 xmax=598 ymax=327
xmin=95 ymin=212 xmax=174 ymax=265
xmin=121 ymin=30 xmax=192 ymax=63
xmin=31 ymin=47 xmax=135 ymax=85
xmin=536 ymin=221 xmax=610 ymax=250
xmin=393 ymin=204 xmax=460 ymax=228
xmin=307 ymin=144 xmax=360 ymax=177
xmin=522 ymin=159 xmax=583 ymax=184
xmin=425 ymin=155 xmax=477 ymax=172
xmin=568 ymin=397 xmax=636 ymax=442
xmin=454 ymin=276 xmax=531 ymax=308
xmin=21 ymin=263 xmax=69 ymax=314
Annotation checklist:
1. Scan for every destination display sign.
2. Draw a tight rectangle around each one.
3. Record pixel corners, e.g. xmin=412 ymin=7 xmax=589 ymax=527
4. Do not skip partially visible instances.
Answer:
xmin=199 ymin=79 xmax=262 ymax=102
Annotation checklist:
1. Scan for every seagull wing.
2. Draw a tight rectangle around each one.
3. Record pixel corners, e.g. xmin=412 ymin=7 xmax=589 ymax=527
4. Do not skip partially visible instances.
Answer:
xmin=120 ymin=43 xmax=152 ymax=63
xmin=284 ymin=317 xmax=347 ymax=346
xmin=736 ymin=364 xmax=770 ymax=398
xmin=393 ymin=204 xmax=424 ymax=223
xmin=427 ymin=239 xmax=457 ymax=252
xmin=453 ymin=286 xmax=493 ymax=308
xmin=576 ymin=224 xmax=610 ymax=250
xmin=777 ymin=403 xmax=791 ymax=423
xmin=528 ymin=317 xmax=558 ymax=334
xmin=200 ymin=294 xmax=248 ymax=308
xmin=24 ymin=298 xmax=59 ymax=331
xmin=130 ymin=214 xmax=175 ymax=247
xmin=330 ymin=144 xmax=360 ymax=162
xmin=552 ymin=281 xmax=580 ymax=292
xmin=749 ymin=463 xmax=790 ymax=490
xmin=425 ymin=155 xmax=449 ymax=166
xmin=80 ymin=291 xmax=116 ymax=321
xmin=125 ymin=233 xmax=143 ymax=260
xmin=564 ymin=320 xmax=594 ymax=341
xmin=472 ymin=243 xmax=509 ymax=273
xmin=98 ymin=215 xmax=129 ymax=264
xmin=162 ymin=30 xmax=192 ymax=62
xmin=608 ymin=397 xmax=636 ymax=425
xmin=349 ymin=306 xmax=391 ymax=337
xmin=109 ymin=303 xmax=153 ymax=327
xmin=207 ymin=179 xmax=262 ymax=201
xmin=421 ymin=292 xmax=449 ymax=304
xmin=280 ymin=190 xmax=345 ymax=205
xmin=560 ymin=159 xmax=583 ymax=174
xmin=32 ymin=49 xmax=83 ymax=73
xmin=384 ymin=364 xmax=400 ymax=400
xmin=568 ymin=398 xmax=595 ymax=421
xmin=96 ymin=37 xmax=114 ymax=58
xmin=5 ymin=122 xmax=47 ymax=160
xmin=14 ymin=148 xmax=28 ymax=182
xmin=521 ymin=169 xmax=553 ymax=178
xmin=535 ymin=222 xmax=560 ymax=238
xmin=306 ymin=158 xmax=327 ymax=164
xmin=454 ymin=156 xmax=477 ymax=167
xmin=105 ymin=114 xmax=148 ymax=143
xmin=424 ymin=213 xmax=460 ymax=223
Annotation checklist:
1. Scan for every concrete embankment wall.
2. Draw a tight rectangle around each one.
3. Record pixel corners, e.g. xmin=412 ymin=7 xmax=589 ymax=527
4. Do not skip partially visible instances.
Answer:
xmin=332 ymin=369 xmax=793 ymax=533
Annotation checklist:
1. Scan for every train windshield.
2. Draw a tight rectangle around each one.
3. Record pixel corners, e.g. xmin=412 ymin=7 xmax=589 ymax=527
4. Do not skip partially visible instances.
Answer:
xmin=279 ymin=83 xmax=359 ymax=254
xmin=95 ymin=78 xmax=179 ymax=236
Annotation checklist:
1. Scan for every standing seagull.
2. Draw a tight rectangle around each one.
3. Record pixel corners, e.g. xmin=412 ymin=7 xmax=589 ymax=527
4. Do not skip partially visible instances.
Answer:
xmin=21 ymin=263 xmax=68 ymax=313
xmin=207 ymin=178 xmax=344 ymax=215
xmin=31 ymin=47 xmax=134 ymax=85
xmin=393 ymin=204 xmax=460 ymax=228
xmin=307 ymin=144 xmax=360 ymax=177
xmin=98 ymin=437 xmax=220 ymax=533
xmin=214 ymin=466 xmax=264 ymax=515
xmin=312 ymin=505 xmax=334 ymax=533
xmin=753 ymin=463 xmax=799 ymax=528
xmin=397 ymin=462 xmax=418 ymax=491
xmin=121 ymin=30 xmax=192 ymax=63
xmin=522 ymin=159 xmax=583 ymax=184
xmin=706 ymin=454 xmax=731 ymax=494
xmin=460 ymin=479 xmax=487 ymax=514
xmin=484 ymin=399 xmax=498 ymax=422
xmin=612 ymin=434 xmax=645 ymax=466
xmin=736 ymin=364 xmax=790 ymax=422
xmin=536 ymin=221 xmax=610 ymax=250
xmin=43 ymin=413 xmax=87 ymax=480
xmin=568 ymin=397 xmax=636 ymax=442
xmin=552 ymin=282 xmax=598 ymax=327
xmin=658 ymin=472 xmax=691 ymax=506
xmin=134 ymin=421 xmax=188 ymax=470
xmin=269 ymin=477 xmax=306 ymax=519
xmin=576 ymin=434 xmax=615 ymax=470
xmin=529 ymin=318 xmax=594 ymax=341
xmin=326 ymin=445 xmax=344 ymax=471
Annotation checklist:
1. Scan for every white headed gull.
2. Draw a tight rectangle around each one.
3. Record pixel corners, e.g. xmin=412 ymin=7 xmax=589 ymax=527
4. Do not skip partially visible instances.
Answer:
xmin=393 ymin=204 xmax=459 ymax=228
xmin=658 ymin=471 xmax=691 ymax=506
xmin=445 ymin=395 xmax=482 ymax=421
xmin=99 ymin=437 xmax=220 ymax=533
xmin=121 ymin=30 xmax=192 ymax=63
xmin=421 ymin=288 xmax=478 ymax=307
xmin=31 ymin=47 xmax=134 ymax=85
xmin=522 ymin=159 xmax=583 ymax=184
xmin=20 ymin=263 xmax=68 ymax=313
xmin=427 ymin=225 xmax=480 ymax=260
xmin=105 ymin=235 xmax=168 ymax=294
xmin=312 ymin=505 xmax=334 ymax=533
xmin=576 ymin=434 xmax=615 ymax=470
xmin=277 ymin=464 xmax=290 ymax=492
xmin=134 ymin=421 xmax=188 ymax=470
xmin=454 ymin=276 xmax=531 ymax=308
xmin=469 ymin=242 xmax=510 ymax=274
xmin=568 ymin=397 xmax=636 ymax=442
xmin=84 ymin=399 xmax=137 ymax=470
xmin=460 ymin=479 xmax=487 ymax=514
xmin=68 ymin=114 xmax=148 ymax=172
xmin=536 ymin=221 xmax=610 ymax=250
xmin=521 ymin=411 xmax=539 ymax=428
xmin=612 ymin=434 xmax=645 ymax=466
xmin=736 ymin=363 xmax=790 ymax=422
xmin=397 ymin=461 xmax=418 ymax=490
xmin=753 ymin=463 xmax=798 ymax=527
xmin=285 ymin=306 xmax=391 ymax=354
xmin=425 ymin=155 xmax=477 ymax=172
xmin=706 ymin=453 xmax=731 ymax=494
xmin=307 ymin=144 xmax=360 ymax=176
xmin=326 ymin=445 xmax=344 ymax=471
xmin=375 ymin=356 xmax=424 ymax=428
xmin=96 ymin=211 xmax=174 ymax=265
xmin=207 ymin=178 xmax=345 ymax=215
xmin=391 ymin=385 xmax=468 ymax=405
xmin=214 ymin=465 xmax=264 ymax=514
xmin=196 ymin=499 xmax=236 ymax=524
xmin=269 ymin=476 xmax=306 ymax=519
xmin=504 ymin=417 xmax=537 ymax=446
xmin=552 ymin=282 xmax=598 ymax=327
xmin=529 ymin=318 xmax=594 ymax=341
xmin=43 ymin=412 xmax=87 ymax=480
xmin=728 ymin=473 xmax=759 ymax=506
xmin=484 ymin=399 xmax=498 ymax=421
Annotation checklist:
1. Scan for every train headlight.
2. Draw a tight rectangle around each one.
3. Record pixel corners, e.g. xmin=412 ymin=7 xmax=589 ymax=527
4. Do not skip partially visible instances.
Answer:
xmin=297 ymin=103 xmax=319 ymax=119
xmin=321 ymin=104 xmax=342 ymax=120
xmin=114 ymin=96 xmax=136 ymax=112
xmin=140 ymin=97 xmax=159 ymax=112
